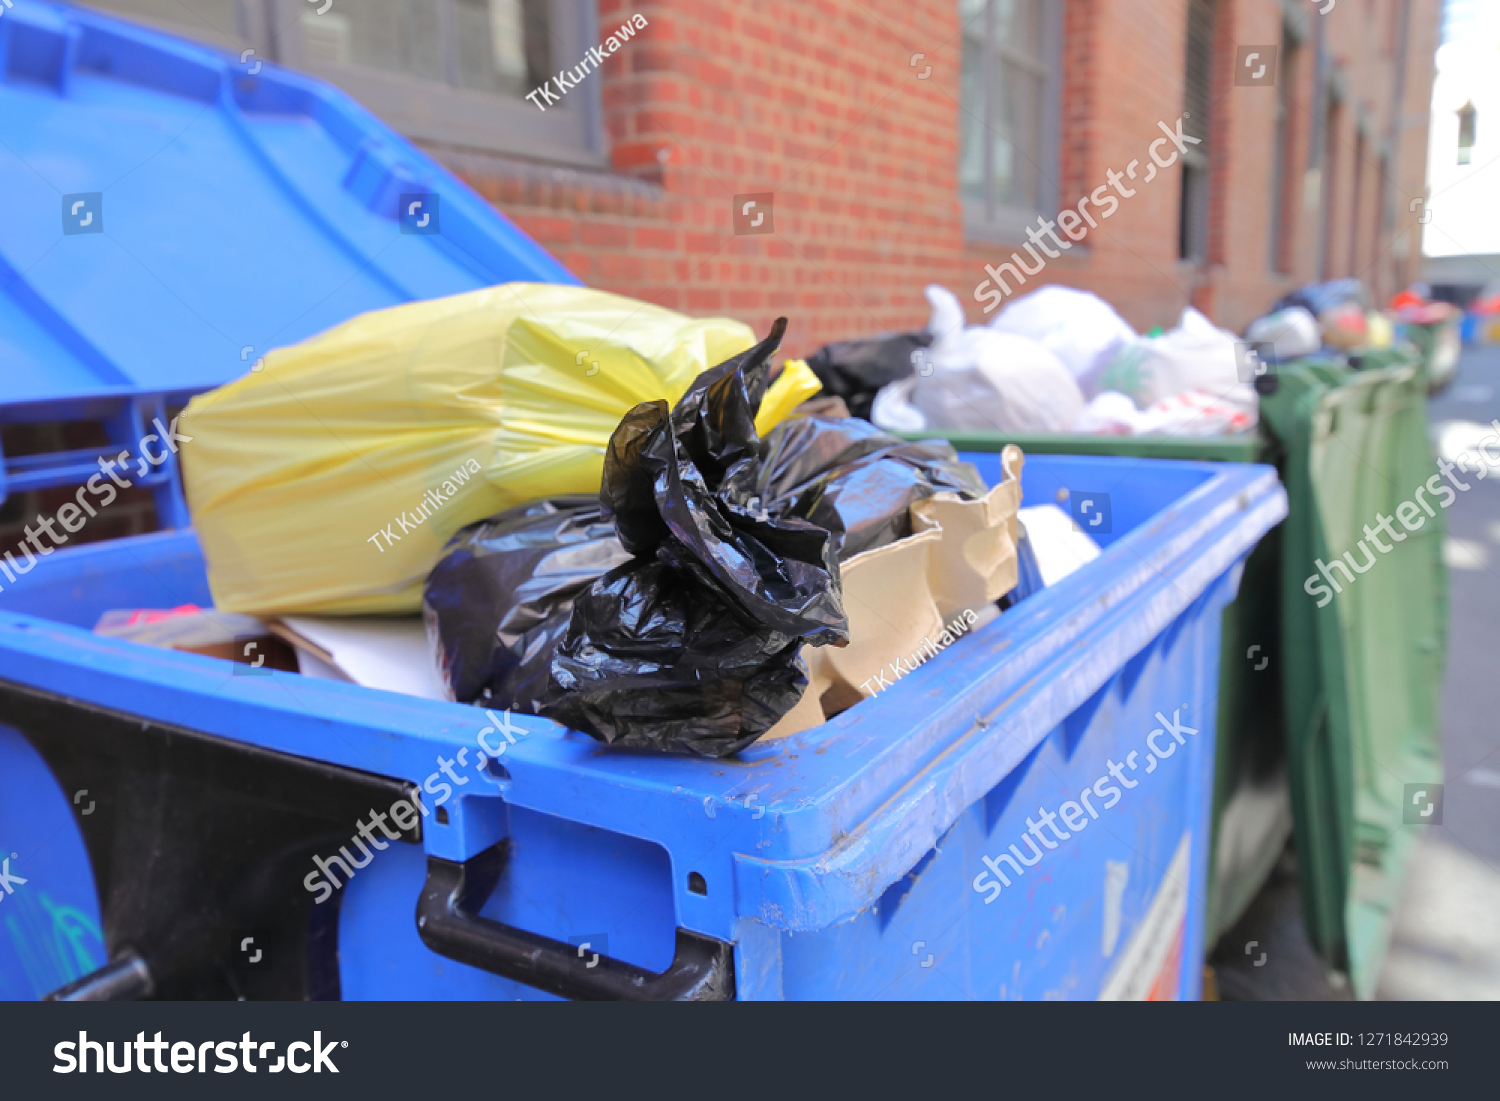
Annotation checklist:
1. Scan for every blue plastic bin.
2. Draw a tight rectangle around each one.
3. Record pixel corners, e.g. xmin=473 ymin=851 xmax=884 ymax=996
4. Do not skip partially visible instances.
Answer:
xmin=0 ymin=0 xmax=576 ymax=524
xmin=0 ymin=453 xmax=1286 ymax=1000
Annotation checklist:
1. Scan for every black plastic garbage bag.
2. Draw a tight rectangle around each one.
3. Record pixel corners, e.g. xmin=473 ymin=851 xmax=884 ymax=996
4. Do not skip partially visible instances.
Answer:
xmin=804 ymin=331 xmax=930 ymax=420
xmin=597 ymin=320 xmax=848 ymax=642
xmin=540 ymin=317 xmax=852 ymax=757
xmin=544 ymin=560 xmax=815 ymax=757
xmin=423 ymin=498 xmax=631 ymax=709
xmin=425 ymin=323 xmax=991 ymax=757
xmin=758 ymin=415 xmax=987 ymax=559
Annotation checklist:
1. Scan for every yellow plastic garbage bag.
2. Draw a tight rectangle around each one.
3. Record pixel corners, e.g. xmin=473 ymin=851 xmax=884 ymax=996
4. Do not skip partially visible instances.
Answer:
xmin=182 ymin=283 xmax=776 ymax=616
xmin=754 ymin=359 xmax=822 ymax=437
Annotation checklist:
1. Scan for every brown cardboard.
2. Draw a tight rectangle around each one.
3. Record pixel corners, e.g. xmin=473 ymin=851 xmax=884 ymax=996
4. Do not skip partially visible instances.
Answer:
xmin=763 ymin=445 xmax=1023 ymax=740
xmin=93 ymin=607 xmax=299 ymax=670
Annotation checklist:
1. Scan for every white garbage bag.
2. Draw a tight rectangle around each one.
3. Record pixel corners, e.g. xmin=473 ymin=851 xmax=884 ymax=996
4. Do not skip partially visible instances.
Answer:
xmin=1072 ymin=391 xmax=1146 ymax=435
xmin=990 ymin=285 xmax=1136 ymax=393
xmin=1245 ymin=307 xmax=1321 ymax=360
xmin=1094 ymin=306 xmax=1243 ymax=409
xmin=1073 ymin=386 xmax=1257 ymax=436
xmin=902 ymin=285 xmax=1085 ymax=434
xmin=870 ymin=376 xmax=927 ymax=433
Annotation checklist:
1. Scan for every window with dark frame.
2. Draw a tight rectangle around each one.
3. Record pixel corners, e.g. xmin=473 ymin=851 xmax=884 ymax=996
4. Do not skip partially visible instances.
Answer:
xmin=1178 ymin=0 xmax=1214 ymax=263
xmin=1347 ymin=125 xmax=1366 ymax=278
xmin=1458 ymin=101 xmax=1477 ymax=165
xmin=959 ymin=0 xmax=1062 ymax=242
xmin=78 ymin=0 xmax=603 ymax=167
xmin=1268 ymin=26 xmax=1299 ymax=273
xmin=1373 ymin=151 xmax=1390 ymax=278
xmin=289 ymin=0 xmax=551 ymax=99
xmin=1319 ymin=92 xmax=1341 ymax=279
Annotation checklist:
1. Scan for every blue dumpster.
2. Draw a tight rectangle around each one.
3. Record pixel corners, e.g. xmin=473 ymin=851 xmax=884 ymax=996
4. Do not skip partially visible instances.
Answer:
xmin=0 ymin=0 xmax=572 ymax=999
xmin=0 ymin=0 xmax=576 ymax=525
xmin=0 ymin=453 xmax=1286 ymax=1000
xmin=0 ymin=1 xmax=1288 ymax=1001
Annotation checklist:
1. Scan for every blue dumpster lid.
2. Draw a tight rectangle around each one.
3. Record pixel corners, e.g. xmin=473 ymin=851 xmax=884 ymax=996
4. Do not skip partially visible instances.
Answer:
xmin=0 ymin=0 xmax=579 ymax=420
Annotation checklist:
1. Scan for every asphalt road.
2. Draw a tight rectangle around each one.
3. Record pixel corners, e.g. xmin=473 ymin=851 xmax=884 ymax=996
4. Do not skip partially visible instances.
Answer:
xmin=1419 ymin=339 xmax=1500 ymax=867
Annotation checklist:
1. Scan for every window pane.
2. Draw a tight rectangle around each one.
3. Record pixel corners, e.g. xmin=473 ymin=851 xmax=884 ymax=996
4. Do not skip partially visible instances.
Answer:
xmin=994 ymin=60 xmax=1042 ymax=208
xmin=993 ymin=0 xmax=1043 ymax=52
xmin=1179 ymin=0 xmax=1214 ymax=259
xmin=1182 ymin=0 xmax=1214 ymax=149
xmin=992 ymin=0 xmax=1044 ymax=210
xmin=455 ymin=0 xmax=551 ymax=97
xmin=960 ymin=0 xmax=1050 ymax=221
xmin=302 ymin=0 xmax=443 ymax=82
xmin=458 ymin=0 xmax=520 ymax=95
xmin=959 ymin=31 xmax=987 ymax=203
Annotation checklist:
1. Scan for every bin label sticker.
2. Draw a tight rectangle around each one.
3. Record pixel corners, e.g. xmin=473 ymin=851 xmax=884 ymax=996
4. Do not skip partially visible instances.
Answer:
xmin=1097 ymin=832 xmax=1190 ymax=1001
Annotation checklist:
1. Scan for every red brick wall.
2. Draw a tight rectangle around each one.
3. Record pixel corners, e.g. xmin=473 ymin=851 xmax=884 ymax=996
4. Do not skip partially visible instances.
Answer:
xmin=445 ymin=0 xmax=970 ymax=358
xmin=431 ymin=0 xmax=1442 ymax=348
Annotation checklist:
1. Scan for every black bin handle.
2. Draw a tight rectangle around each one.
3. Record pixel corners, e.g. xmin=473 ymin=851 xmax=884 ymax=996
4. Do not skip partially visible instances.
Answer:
xmin=416 ymin=842 xmax=735 ymax=1001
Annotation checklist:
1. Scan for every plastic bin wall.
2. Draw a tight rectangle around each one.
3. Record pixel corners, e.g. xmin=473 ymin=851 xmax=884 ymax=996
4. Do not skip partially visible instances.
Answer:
xmin=0 ymin=456 xmax=1285 ymax=1000
xmin=903 ymin=431 xmax=1289 ymax=947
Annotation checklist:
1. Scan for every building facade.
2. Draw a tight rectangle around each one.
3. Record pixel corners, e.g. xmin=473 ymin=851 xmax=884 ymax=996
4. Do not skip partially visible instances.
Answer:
xmin=450 ymin=0 xmax=1444 ymax=348
xmin=75 ymin=0 xmax=1443 ymax=356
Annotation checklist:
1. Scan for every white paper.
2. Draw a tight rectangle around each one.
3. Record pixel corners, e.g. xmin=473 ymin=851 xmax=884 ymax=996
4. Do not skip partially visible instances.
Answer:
xmin=1017 ymin=504 xmax=1103 ymax=587
xmin=279 ymin=616 xmax=447 ymax=700
xmin=294 ymin=648 xmax=354 ymax=683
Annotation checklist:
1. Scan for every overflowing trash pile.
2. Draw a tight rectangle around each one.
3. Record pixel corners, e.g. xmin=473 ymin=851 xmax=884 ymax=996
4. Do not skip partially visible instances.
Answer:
xmin=848 ymin=284 xmax=1259 ymax=437
xmin=423 ymin=320 xmax=1018 ymax=756
xmin=154 ymin=287 xmax=1031 ymax=758
xmin=98 ymin=274 xmax=1451 ymax=757
xmin=806 ymin=278 xmax=1448 ymax=439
